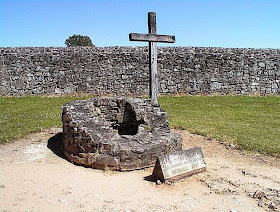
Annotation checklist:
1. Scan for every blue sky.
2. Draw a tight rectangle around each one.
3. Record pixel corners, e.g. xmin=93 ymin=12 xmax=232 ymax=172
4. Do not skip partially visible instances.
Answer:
xmin=0 ymin=0 xmax=279 ymax=48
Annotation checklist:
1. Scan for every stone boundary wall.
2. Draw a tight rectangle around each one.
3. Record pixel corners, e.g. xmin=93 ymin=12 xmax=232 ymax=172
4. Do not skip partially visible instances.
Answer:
xmin=0 ymin=47 xmax=279 ymax=96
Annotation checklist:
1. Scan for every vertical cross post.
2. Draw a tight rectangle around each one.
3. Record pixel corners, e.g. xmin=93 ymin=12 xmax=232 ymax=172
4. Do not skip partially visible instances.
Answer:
xmin=129 ymin=12 xmax=175 ymax=106
xmin=148 ymin=12 xmax=158 ymax=106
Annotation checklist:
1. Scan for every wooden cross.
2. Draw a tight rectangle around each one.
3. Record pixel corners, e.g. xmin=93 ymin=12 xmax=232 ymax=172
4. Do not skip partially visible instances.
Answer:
xmin=129 ymin=12 xmax=175 ymax=106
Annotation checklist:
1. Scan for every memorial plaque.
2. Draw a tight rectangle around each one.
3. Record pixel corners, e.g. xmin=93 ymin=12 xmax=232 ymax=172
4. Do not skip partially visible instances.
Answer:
xmin=152 ymin=147 xmax=206 ymax=182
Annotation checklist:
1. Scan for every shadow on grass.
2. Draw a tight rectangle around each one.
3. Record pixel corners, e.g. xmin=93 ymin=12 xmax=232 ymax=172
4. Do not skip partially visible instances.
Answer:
xmin=47 ymin=132 xmax=66 ymax=159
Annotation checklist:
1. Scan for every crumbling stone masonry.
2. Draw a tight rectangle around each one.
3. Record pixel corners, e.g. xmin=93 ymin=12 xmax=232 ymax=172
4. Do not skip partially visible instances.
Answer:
xmin=62 ymin=97 xmax=182 ymax=171
xmin=1 ymin=47 xmax=279 ymax=96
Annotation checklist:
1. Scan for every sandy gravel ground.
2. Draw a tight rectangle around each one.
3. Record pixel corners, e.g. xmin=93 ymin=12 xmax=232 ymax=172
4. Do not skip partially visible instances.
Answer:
xmin=0 ymin=128 xmax=279 ymax=212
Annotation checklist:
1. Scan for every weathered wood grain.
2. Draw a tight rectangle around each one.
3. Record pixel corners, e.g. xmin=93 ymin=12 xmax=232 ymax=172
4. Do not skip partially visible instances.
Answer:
xmin=148 ymin=12 xmax=157 ymax=34
xmin=129 ymin=12 xmax=176 ymax=106
xmin=129 ymin=33 xmax=175 ymax=43
xmin=149 ymin=41 xmax=158 ymax=106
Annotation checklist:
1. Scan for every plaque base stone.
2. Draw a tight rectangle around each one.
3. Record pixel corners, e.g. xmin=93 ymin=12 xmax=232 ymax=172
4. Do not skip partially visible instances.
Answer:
xmin=152 ymin=147 xmax=206 ymax=182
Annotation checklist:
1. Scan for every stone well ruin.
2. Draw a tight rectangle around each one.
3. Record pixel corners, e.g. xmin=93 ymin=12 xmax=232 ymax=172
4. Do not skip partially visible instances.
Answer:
xmin=62 ymin=97 xmax=182 ymax=171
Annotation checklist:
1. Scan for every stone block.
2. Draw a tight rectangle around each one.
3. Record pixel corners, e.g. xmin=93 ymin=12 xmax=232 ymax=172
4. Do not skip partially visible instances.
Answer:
xmin=152 ymin=147 xmax=206 ymax=182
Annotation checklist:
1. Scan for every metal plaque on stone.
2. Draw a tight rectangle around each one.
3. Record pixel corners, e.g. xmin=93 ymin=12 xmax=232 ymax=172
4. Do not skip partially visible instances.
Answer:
xmin=152 ymin=147 xmax=206 ymax=182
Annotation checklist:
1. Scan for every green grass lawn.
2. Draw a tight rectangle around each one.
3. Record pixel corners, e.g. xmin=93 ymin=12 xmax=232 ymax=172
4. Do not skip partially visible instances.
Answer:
xmin=160 ymin=96 xmax=280 ymax=156
xmin=0 ymin=95 xmax=279 ymax=156
xmin=0 ymin=96 xmax=90 ymax=143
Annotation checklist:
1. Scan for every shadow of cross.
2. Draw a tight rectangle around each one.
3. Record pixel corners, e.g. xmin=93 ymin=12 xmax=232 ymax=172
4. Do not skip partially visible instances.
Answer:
xmin=129 ymin=12 xmax=176 ymax=106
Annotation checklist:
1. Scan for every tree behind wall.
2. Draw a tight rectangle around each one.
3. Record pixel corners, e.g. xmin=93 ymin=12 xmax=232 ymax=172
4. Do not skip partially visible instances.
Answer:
xmin=65 ymin=34 xmax=94 ymax=47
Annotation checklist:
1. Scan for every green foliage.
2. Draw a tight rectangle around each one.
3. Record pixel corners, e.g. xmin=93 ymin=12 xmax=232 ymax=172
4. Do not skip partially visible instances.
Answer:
xmin=159 ymin=95 xmax=280 ymax=156
xmin=65 ymin=34 xmax=94 ymax=47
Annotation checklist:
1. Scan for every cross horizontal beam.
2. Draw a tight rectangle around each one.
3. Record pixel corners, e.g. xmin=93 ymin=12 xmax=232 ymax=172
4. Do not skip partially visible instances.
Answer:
xmin=129 ymin=33 xmax=175 ymax=43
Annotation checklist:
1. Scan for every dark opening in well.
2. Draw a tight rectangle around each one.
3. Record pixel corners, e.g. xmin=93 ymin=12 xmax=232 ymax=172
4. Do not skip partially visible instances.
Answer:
xmin=118 ymin=103 xmax=140 ymax=135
